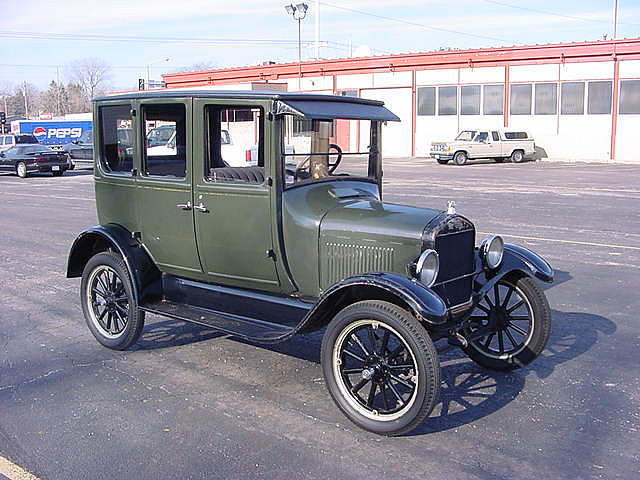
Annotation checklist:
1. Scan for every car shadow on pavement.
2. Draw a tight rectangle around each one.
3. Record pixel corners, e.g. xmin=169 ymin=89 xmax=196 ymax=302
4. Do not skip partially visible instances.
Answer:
xmin=134 ymin=268 xmax=615 ymax=437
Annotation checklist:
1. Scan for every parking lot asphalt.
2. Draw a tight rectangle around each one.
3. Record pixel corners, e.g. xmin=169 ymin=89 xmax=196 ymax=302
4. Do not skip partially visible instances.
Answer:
xmin=0 ymin=159 xmax=639 ymax=480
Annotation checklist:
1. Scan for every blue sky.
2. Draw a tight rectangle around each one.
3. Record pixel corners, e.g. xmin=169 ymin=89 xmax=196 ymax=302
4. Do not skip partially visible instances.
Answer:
xmin=1 ymin=0 xmax=639 ymax=91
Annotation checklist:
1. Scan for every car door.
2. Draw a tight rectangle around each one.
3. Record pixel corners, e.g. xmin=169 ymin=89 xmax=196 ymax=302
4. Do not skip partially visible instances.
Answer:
xmin=192 ymin=99 xmax=281 ymax=292
xmin=469 ymin=131 xmax=490 ymax=158
xmin=135 ymin=97 xmax=203 ymax=277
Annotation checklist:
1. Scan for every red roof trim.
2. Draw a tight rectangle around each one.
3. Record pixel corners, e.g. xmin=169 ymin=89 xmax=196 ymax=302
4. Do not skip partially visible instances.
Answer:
xmin=163 ymin=38 xmax=640 ymax=88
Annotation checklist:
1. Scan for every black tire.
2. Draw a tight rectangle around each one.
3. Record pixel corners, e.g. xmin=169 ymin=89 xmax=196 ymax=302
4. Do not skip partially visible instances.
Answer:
xmin=52 ymin=170 xmax=63 ymax=177
xmin=436 ymin=158 xmax=449 ymax=165
xmin=453 ymin=151 xmax=468 ymax=165
xmin=16 ymin=161 xmax=27 ymax=178
xmin=80 ymin=251 xmax=145 ymax=350
xmin=462 ymin=274 xmax=551 ymax=371
xmin=510 ymin=150 xmax=525 ymax=163
xmin=494 ymin=157 xmax=505 ymax=163
xmin=321 ymin=300 xmax=440 ymax=436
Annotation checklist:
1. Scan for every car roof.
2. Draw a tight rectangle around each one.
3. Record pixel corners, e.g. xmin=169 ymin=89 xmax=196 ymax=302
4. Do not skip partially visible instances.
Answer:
xmin=94 ymin=89 xmax=385 ymax=107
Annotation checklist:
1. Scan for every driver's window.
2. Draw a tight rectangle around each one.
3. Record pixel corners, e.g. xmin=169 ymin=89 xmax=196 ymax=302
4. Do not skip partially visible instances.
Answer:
xmin=205 ymin=105 xmax=264 ymax=184
xmin=475 ymin=131 xmax=489 ymax=142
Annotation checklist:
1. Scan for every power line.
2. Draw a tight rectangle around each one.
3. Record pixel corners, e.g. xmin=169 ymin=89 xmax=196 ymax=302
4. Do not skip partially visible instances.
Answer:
xmin=482 ymin=0 xmax=640 ymax=28
xmin=318 ymin=1 xmax=509 ymax=43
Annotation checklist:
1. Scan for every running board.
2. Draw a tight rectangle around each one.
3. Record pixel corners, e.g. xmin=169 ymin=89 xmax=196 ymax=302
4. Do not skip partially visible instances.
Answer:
xmin=139 ymin=274 xmax=313 ymax=343
xmin=140 ymin=300 xmax=295 ymax=343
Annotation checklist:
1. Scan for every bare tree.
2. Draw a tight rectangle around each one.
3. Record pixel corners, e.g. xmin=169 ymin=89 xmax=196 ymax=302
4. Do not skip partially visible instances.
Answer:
xmin=66 ymin=58 xmax=111 ymax=110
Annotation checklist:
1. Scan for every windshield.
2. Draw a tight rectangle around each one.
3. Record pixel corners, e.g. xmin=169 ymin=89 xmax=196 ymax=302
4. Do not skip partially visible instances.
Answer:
xmin=455 ymin=130 xmax=477 ymax=141
xmin=281 ymin=116 xmax=379 ymax=187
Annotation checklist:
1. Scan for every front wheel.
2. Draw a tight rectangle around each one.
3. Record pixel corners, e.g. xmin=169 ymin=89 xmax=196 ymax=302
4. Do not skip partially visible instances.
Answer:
xmin=321 ymin=300 xmax=440 ymax=436
xmin=80 ymin=251 xmax=145 ymax=350
xmin=16 ymin=162 xmax=27 ymax=178
xmin=462 ymin=274 xmax=551 ymax=371
xmin=453 ymin=151 xmax=468 ymax=165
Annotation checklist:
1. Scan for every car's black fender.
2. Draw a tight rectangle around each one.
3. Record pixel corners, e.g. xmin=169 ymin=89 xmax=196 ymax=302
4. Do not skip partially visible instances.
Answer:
xmin=66 ymin=224 xmax=161 ymax=304
xmin=473 ymin=243 xmax=554 ymax=301
xmin=297 ymin=272 xmax=449 ymax=333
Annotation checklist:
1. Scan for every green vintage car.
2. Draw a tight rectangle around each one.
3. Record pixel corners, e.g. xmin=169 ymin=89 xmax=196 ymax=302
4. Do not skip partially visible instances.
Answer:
xmin=67 ymin=90 xmax=553 ymax=436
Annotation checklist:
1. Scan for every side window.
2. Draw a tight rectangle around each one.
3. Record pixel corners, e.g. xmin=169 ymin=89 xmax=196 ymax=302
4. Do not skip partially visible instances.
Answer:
xmin=475 ymin=131 xmax=488 ymax=142
xmin=99 ymin=105 xmax=133 ymax=174
xmin=483 ymin=84 xmax=504 ymax=115
xmin=143 ymin=103 xmax=186 ymax=178
xmin=561 ymin=82 xmax=585 ymax=115
xmin=587 ymin=81 xmax=612 ymax=114
xmin=438 ymin=86 xmax=457 ymax=115
xmin=417 ymin=87 xmax=436 ymax=116
xmin=205 ymin=106 xmax=264 ymax=184
xmin=492 ymin=131 xmax=500 ymax=141
xmin=510 ymin=84 xmax=532 ymax=115
xmin=460 ymin=85 xmax=480 ymax=115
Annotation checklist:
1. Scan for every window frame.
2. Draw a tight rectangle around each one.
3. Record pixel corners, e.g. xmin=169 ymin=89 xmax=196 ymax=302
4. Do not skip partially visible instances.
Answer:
xmin=483 ymin=84 xmax=504 ymax=115
xmin=203 ymin=104 xmax=266 ymax=185
xmin=438 ymin=86 xmax=458 ymax=116
xmin=510 ymin=83 xmax=533 ymax=115
xmin=587 ymin=81 xmax=613 ymax=115
xmin=140 ymin=102 xmax=188 ymax=180
xmin=561 ymin=82 xmax=585 ymax=115
xmin=619 ymin=79 xmax=640 ymax=115
xmin=460 ymin=85 xmax=481 ymax=116
xmin=97 ymin=102 xmax=135 ymax=178
xmin=534 ymin=82 xmax=558 ymax=115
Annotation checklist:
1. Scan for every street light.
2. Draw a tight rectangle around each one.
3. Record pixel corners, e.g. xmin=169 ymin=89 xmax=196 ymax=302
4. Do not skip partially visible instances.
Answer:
xmin=146 ymin=57 xmax=171 ymax=89
xmin=284 ymin=3 xmax=308 ymax=89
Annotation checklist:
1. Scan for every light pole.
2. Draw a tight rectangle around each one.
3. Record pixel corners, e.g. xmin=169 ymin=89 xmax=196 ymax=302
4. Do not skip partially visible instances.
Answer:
xmin=285 ymin=3 xmax=308 ymax=90
xmin=146 ymin=57 xmax=171 ymax=89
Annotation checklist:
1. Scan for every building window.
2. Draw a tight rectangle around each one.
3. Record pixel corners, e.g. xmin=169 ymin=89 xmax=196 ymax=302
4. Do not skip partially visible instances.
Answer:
xmin=438 ymin=86 xmax=457 ymax=115
xmin=587 ymin=81 xmax=612 ymax=114
xmin=416 ymin=87 xmax=436 ymax=116
xmin=535 ymin=83 xmax=557 ymax=115
xmin=461 ymin=85 xmax=481 ymax=115
xmin=483 ymin=84 xmax=504 ymax=115
xmin=561 ymin=82 xmax=585 ymax=115
xmin=99 ymin=104 xmax=133 ymax=174
xmin=619 ymin=80 xmax=640 ymax=114
xmin=510 ymin=84 xmax=532 ymax=115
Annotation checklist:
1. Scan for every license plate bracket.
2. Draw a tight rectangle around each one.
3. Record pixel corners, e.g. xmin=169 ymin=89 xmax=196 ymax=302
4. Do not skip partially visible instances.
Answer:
xmin=52 ymin=165 xmax=60 ymax=171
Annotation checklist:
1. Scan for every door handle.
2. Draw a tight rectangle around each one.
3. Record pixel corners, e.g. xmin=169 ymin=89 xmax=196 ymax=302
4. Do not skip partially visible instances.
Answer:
xmin=194 ymin=202 xmax=209 ymax=213
xmin=177 ymin=201 xmax=192 ymax=210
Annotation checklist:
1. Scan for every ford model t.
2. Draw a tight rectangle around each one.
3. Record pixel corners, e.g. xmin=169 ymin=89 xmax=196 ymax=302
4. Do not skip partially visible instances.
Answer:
xmin=67 ymin=90 xmax=553 ymax=436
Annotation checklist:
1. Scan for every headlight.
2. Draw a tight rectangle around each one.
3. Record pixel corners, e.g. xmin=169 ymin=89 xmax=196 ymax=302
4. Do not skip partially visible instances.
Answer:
xmin=416 ymin=249 xmax=439 ymax=287
xmin=444 ymin=146 xmax=451 ymax=152
xmin=480 ymin=235 xmax=504 ymax=269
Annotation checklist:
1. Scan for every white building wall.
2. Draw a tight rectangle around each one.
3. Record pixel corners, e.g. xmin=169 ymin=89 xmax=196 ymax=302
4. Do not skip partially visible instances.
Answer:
xmin=360 ymin=87 xmax=412 ymax=157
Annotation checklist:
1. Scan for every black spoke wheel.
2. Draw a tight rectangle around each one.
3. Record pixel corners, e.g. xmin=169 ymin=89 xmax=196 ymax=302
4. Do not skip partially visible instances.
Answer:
xmin=321 ymin=300 xmax=440 ymax=436
xmin=462 ymin=274 xmax=551 ymax=371
xmin=80 ymin=251 xmax=144 ymax=350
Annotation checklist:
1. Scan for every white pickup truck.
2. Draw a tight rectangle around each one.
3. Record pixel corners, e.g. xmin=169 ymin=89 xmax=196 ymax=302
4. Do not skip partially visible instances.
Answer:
xmin=430 ymin=129 xmax=535 ymax=165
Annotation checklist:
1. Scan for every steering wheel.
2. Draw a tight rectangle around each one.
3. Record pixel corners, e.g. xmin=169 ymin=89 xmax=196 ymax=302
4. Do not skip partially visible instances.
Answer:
xmin=327 ymin=143 xmax=343 ymax=173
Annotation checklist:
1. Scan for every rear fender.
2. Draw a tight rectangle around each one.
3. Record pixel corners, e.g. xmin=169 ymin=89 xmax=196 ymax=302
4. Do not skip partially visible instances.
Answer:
xmin=66 ymin=224 xmax=161 ymax=304
xmin=297 ymin=273 xmax=448 ymax=333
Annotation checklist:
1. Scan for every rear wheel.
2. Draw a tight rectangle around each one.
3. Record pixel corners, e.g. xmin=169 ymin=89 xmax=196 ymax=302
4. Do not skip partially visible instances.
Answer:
xmin=80 ymin=251 xmax=145 ymax=350
xmin=321 ymin=300 xmax=440 ymax=436
xmin=510 ymin=150 xmax=525 ymax=163
xmin=16 ymin=162 xmax=27 ymax=178
xmin=453 ymin=151 xmax=468 ymax=165
xmin=462 ymin=274 xmax=551 ymax=371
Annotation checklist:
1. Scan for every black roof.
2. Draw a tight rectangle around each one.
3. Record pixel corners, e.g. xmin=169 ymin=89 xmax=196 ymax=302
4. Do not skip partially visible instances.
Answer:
xmin=94 ymin=89 xmax=385 ymax=106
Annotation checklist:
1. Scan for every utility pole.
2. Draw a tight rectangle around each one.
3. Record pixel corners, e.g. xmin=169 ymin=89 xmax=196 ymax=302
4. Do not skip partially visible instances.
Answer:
xmin=315 ymin=0 xmax=320 ymax=59
xmin=23 ymin=81 xmax=28 ymax=118
xmin=613 ymin=0 xmax=618 ymax=39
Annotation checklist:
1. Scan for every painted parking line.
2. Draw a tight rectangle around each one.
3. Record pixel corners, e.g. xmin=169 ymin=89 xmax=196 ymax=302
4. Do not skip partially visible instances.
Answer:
xmin=0 ymin=455 xmax=39 ymax=480
xmin=478 ymin=231 xmax=640 ymax=251
xmin=0 ymin=192 xmax=93 ymax=202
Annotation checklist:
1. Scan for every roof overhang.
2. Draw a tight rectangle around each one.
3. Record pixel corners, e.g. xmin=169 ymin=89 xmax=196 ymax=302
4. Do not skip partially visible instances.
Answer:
xmin=275 ymin=99 xmax=400 ymax=122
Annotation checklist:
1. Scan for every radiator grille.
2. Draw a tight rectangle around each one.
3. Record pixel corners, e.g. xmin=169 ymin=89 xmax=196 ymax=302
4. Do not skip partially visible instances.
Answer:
xmin=432 ymin=229 xmax=475 ymax=307
xmin=322 ymin=243 xmax=394 ymax=287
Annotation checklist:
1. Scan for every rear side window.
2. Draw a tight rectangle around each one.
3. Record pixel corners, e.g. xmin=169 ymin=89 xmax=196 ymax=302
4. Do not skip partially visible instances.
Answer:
xmin=16 ymin=135 xmax=38 ymax=144
xmin=142 ymin=103 xmax=186 ymax=178
xmin=99 ymin=105 xmax=134 ymax=174
xmin=504 ymin=131 xmax=528 ymax=140
xmin=492 ymin=131 xmax=500 ymax=141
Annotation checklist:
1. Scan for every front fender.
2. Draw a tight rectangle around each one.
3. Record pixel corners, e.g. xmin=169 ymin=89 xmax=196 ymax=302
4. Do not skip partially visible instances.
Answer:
xmin=473 ymin=243 xmax=553 ymax=300
xmin=297 ymin=273 xmax=449 ymax=333
xmin=67 ymin=224 xmax=161 ymax=304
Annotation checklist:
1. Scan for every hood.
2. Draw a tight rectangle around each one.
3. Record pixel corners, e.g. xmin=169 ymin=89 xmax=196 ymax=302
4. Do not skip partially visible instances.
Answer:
xmin=319 ymin=200 xmax=442 ymax=288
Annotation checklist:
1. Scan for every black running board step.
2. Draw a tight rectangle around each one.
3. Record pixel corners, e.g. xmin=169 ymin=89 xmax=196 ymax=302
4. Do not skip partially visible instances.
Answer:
xmin=140 ymin=300 xmax=295 ymax=343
